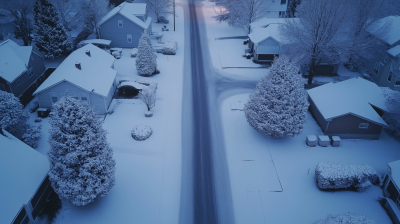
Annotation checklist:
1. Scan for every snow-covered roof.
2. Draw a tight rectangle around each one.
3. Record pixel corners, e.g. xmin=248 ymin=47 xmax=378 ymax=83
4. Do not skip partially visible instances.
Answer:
xmin=389 ymin=160 xmax=400 ymax=186
xmin=249 ymin=24 xmax=282 ymax=44
xmin=0 ymin=130 xmax=49 ymax=224
xmin=250 ymin=18 xmax=288 ymax=29
xmin=34 ymin=44 xmax=117 ymax=97
xmin=119 ymin=81 xmax=146 ymax=89
xmin=79 ymin=39 xmax=112 ymax=46
xmin=388 ymin=45 xmax=400 ymax=57
xmin=0 ymin=39 xmax=33 ymax=83
xmin=307 ymin=77 xmax=388 ymax=127
xmin=98 ymin=2 xmax=151 ymax=29
xmin=369 ymin=16 xmax=400 ymax=46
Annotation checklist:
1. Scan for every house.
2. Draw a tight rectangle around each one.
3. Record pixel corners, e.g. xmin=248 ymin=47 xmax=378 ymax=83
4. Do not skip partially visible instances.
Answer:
xmin=97 ymin=2 xmax=152 ymax=48
xmin=307 ymin=77 xmax=388 ymax=140
xmin=382 ymin=160 xmax=400 ymax=224
xmin=0 ymin=130 xmax=52 ymax=224
xmin=365 ymin=16 xmax=400 ymax=91
xmin=33 ymin=44 xmax=117 ymax=115
xmin=0 ymin=39 xmax=47 ymax=105
xmin=263 ymin=0 xmax=289 ymax=18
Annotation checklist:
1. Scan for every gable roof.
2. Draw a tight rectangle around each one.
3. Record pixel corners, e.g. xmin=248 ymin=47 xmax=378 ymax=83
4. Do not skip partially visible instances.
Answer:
xmin=98 ymin=2 xmax=151 ymax=29
xmin=33 ymin=44 xmax=117 ymax=97
xmin=0 ymin=130 xmax=49 ymax=224
xmin=250 ymin=18 xmax=288 ymax=30
xmin=249 ymin=24 xmax=282 ymax=44
xmin=0 ymin=39 xmax=33 ymax=83
xmin=307 ymin=77 xmax=388 ymax=127
xmin=369 ymin=16 xmax=400 ymax=46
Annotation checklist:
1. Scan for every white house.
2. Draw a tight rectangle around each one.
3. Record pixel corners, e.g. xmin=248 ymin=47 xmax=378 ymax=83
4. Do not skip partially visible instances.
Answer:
xmin=33 ymin=44 xmax=117 ymax=115
xmin=0 ymin=130 xmax=51 ymax=224
xmin=382 ymin=160 xmax=400 ymax=224
xmin=263 ymin=0 xmax=289 ymax=18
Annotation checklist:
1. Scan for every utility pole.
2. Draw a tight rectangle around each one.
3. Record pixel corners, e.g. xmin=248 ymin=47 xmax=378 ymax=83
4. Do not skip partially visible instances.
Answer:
xmin=173 ymin=0 xmax=175 ymax=31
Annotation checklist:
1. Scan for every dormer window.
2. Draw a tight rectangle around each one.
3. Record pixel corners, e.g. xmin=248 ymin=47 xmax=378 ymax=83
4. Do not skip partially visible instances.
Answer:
xmin=118 ymin=20 xmax=123 ymax=27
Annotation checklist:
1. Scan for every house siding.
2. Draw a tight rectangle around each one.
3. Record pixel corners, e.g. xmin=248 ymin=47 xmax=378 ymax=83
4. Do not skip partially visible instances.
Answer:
xmin=36 ymin=81 xmax=109 ymax=115
xmin=326 ymin=114 xmax=383 ymax=140
xmin=308 ymin=96 xmax=328 ymax=131
xmin=99 ymin=14 xmax=148 ymax=48
xmin=7 ymin=52 xmax=46 ymax=97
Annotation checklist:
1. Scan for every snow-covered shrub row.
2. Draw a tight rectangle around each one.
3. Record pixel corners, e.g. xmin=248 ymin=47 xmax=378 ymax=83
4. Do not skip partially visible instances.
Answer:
xmin=314 ymin=213 xmax=378 ymax=224
xmin=131 ymin=124 xmax=152 ymax=141
xmin=163 ymin=40 xmax=177 ymax=55
xmin=315 ymin=162 xmax=379 ymax=191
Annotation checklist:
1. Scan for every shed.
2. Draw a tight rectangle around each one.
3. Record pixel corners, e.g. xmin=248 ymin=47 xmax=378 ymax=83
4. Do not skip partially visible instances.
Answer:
xmin=307 ymin=77 xmax=388 ymax=140
xmin=0 ymin=130 xmax=51 ymax=224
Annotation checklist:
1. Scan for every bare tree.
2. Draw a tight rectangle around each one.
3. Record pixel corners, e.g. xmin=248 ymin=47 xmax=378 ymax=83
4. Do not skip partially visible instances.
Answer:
xmin=214 ymin=0 xmax=269 ymax=34
xmin=287 ymin=0 xmax=302 ymax=18
xmin=139 ymin=87 xmax=156 ymax=111
xmin=50 ymin=0 xmax=79 ymax=30
xmin=280 ymin=0 xmax=351 ymax=85
xmin=0 ymin=0 xmax=34 ymax=46
xmin=344 ymin=0 xmax=394 ymax=70
xmin=80 ymin=0 xmax=112 ymax=38
xmin=145 ymin=0 xmax=172 ymax=23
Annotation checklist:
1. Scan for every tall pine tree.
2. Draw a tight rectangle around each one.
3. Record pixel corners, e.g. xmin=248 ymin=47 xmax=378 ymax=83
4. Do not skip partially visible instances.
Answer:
xmin=33 ymin=0 xmax=73 ymax=58
xmin=136 ymin=32 xmax=157 ymax=76
xmin=244 ymin=56 xmax=309 ymax=138
xmin=48 ymin=96 xmax=116 ymax=206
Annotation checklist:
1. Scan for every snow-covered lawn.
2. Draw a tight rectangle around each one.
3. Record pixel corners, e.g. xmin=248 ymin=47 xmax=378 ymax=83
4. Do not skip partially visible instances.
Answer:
xmin=29 ymin=6 xmax=184 ymax=224
xmin=222 ymin=93 xmax=400 ymax=224
xmin=217 ymin=39 xmax=263 ymax=68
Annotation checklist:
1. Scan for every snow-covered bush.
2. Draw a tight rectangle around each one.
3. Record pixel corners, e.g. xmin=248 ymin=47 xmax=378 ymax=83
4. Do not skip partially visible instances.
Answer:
xmin=131 ymin=48 xmax=138 ymax=57
xmin=244 ymin=56 xmax=309 ymax=137
xmin=0 ymin=90 xmax=29 ymax=136
xmin=22 ymin=124 xmax=42 ymax=149
xmin=315 ymin=162 xmax=379 ymax=191
xmin=163 ymin=40 xmax=177 ymax=55
xmin=314 ymin=213 xmax=378 ymax=224
xmin=48 ymin=96 xmax=116 ymax=206
xmin=158 ymin=16 xmax=169 ymax=24
xmin=139 ymin=87 xmax=156 ymax=112
xmin=108 ymin=99 xmax=122 ymax=115
xmin=131 ymin=124 xmax=152 ymax=141
xmin=136 ymin=32 xmax=158 ymax=76
xmin=144 ymin=111 xmax=153 ymax=117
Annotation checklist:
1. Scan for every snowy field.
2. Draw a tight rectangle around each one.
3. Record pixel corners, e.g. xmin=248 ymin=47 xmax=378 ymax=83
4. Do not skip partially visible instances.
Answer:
xmin=222 ymin=94 xmax=400 ymax=224
xmin=217 ymin=39 xmax=263 ymax=68
xmin=30 ymin=6 xmax=185 ymax=224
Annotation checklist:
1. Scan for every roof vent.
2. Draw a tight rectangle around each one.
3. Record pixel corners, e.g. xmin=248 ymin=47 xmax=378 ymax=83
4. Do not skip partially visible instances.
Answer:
xmin=85 ymin=50 xmax=91 ymax=57
xmin=75 ymin=62 xmax=81 ymax=70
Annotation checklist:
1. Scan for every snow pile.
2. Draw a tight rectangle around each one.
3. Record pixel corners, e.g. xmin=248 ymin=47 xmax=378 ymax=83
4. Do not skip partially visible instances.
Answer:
xmin=318 ymin=135 xmax=330 ymax=147
xmin=163 ymin=40 xmax=177 ymax=55
xmin=307 ymin=135 xmax=317 ymax=147
xmin=314 ymin=213 xmax=378 ymax=224
xmin=315 ymin=162 xmax=379 ymax=191
xmin=331 ymin=136 xmax=341 ymax=147
xmin=131 ymin=124 xmax=152 ymax=141
xmin=131 ymin=48 xmax=138 ymax=57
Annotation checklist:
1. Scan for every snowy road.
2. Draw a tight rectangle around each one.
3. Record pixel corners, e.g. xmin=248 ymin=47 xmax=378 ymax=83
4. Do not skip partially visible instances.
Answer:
xmin=180 ymin=0 xmax=258 ymax=223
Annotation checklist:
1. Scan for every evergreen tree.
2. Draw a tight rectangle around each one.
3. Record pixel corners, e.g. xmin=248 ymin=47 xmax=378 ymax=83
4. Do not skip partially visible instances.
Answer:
xmin=136 ymin=32 xmax=157 ymax=76
xmin=0 ymin=90 xmax=29 ymax=136
xmin=48 ymin=96 xmax=116 ymax=206
xmin=33 ymin=0 xmax=73 ymax=58
xmin=244 ymin=56 xmax=309 ymax=138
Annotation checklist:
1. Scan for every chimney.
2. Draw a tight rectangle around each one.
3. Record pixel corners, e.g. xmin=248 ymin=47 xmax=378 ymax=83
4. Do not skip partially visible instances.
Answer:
xmin=75 ymin=62 xmax=81 ymax=70
xmin=85 ymin=50 xmax=91 ymax=57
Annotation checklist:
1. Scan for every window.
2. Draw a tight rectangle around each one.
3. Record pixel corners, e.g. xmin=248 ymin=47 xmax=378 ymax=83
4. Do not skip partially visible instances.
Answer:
xmin=50 ymin=92 xmax=58 ymax=103
xmin=359 ymin=123 xmax=369 ymax=129
xmin=281 ymin=0 xmax=287 ymax=4
xmin=118 ymin=20 xmax=123 ymax=27
xmin=27 ymin=67 xmax=34 ymax=78
xmin=373 ymin=62 xmax=380 ymax=75
xmin=16 ymin=78 xmax=21 ymax=86
xmin=396 ymin=77 xmax=400 ymax=86
xmin=80 ymin=93 xmax=89 ymax=103
xmin=279 ymin=11 xmax=286 ymax=18
xmin=388 ymin=71 xmax=393 ymax=82
xmin=0 ymin=83 xmax=5 ymax=91
xmin=71 ymin=92 xmax=79 ymax=100
xmin=127 ymin=34 xmax=132 ymax=43
xmin=384 ymin=54 xmax=388 ymax=63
